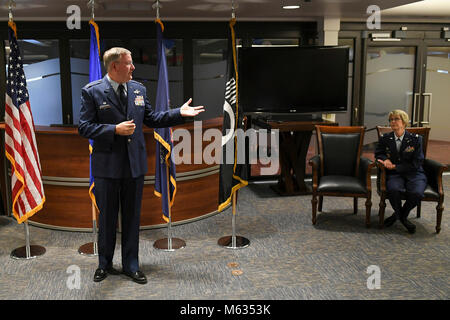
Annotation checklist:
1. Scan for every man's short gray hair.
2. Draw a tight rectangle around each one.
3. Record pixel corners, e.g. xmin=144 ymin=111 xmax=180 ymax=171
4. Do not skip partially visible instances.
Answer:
xmin=103 ymin=47 xmax=131 ymax=72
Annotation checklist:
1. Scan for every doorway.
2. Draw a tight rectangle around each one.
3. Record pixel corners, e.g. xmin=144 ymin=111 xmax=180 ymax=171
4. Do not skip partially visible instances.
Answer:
xmin=361 ymin=38 xmax=450 ymax=165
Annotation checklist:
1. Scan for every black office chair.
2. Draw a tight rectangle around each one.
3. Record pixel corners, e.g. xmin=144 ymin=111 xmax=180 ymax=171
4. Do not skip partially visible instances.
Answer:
xmin=376 ymin=126 xmax=447 ymax=233
xmin=309 ymin=126 xmax=375 ymax=227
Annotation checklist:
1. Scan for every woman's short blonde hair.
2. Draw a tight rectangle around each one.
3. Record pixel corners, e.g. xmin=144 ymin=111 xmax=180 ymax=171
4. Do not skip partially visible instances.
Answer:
xmin=388 ymin=109 xmax=409 ymax=126
xmin=103 ymin=47 xmax=131 ymax=72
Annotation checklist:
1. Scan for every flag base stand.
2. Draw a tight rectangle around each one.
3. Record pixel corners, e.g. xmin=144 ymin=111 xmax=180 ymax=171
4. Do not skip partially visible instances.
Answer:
xmin=78 ymin=242 xmax=98 ymax=256
xmin=154 ymin=217 xmax=185 ymax=251
xmin=218 ymin=235 xmax=250 ymax=249
xmin=10 ymin=245 xmax=46 ymax=260
xmin=154 ymin=237 xmax=186 ymax=251
xmin=10 ymin=221 xmax=46 ymax=260
xmin=218 ymin=193 xmax=250 ymax=250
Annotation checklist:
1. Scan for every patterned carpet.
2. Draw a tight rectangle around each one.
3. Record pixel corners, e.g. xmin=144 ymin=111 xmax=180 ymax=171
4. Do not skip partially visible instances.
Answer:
xmin=0 ymin=176 xmax=448 ymax=300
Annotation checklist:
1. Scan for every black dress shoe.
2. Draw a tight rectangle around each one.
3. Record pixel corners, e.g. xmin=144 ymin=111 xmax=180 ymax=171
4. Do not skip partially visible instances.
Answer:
xmin=123 ymin=270 xmax=147 ymax=284
xmin=383 ymin=213 xmax=398 ymax=228
xmin=93 ymin=268 xmax=108 ymax=282
xmin=400 ymin=218 xmax=416 ymax=234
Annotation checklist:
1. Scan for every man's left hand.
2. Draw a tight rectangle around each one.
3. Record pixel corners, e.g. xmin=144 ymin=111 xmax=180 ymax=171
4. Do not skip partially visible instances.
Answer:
xmin=180 ymin=98 xmax=205 ymax=117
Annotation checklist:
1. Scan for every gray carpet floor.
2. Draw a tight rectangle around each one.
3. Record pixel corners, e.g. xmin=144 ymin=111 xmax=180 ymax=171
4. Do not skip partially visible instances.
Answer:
xmin=0 ymin=177 xmax=449 ymax=300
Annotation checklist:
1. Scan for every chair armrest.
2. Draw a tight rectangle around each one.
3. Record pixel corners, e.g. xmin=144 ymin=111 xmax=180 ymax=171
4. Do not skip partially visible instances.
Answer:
xmin=308 ymin=155 xmax=320 ymax=191
xmin=423 ymin=158 xmax=448 ymax=195
xmin=358 ymin=157 xmax=376 ymax=191
xmin=375 ymin=160 xmax=387 ymax=194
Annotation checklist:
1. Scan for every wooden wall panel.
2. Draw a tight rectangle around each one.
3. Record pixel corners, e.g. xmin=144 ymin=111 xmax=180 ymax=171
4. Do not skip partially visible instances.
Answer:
xmin=28 ymin=185 xmax=93 ymax=229
xmin=28 ymin=173 xmax=219 ymax=230
xmin=140 ymin=173 xmax=219 ymax=226
xmin=38 ymin=133 xmax=90 ymax=178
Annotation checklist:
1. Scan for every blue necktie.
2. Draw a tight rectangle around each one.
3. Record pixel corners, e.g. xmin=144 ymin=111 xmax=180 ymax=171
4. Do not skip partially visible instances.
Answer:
xmin=396 ymin=138 xmax=401 ymax=152
xmin=118 ymin=84 xmax=127 ymax=110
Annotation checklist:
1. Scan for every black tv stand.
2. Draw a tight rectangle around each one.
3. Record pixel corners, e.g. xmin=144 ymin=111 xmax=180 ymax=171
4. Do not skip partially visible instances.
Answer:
xmin=249 ymin=116 xmax=338 ymax=196
xmin=255 ymin=113 xmax=322 ymax=123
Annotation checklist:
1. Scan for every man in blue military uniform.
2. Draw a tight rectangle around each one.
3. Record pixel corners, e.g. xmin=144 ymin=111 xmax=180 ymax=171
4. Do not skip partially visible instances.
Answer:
xmin=79 ymin=47 xmax=204 ymax=284
xmin=375 ymin=109 xmax=427 ymax=234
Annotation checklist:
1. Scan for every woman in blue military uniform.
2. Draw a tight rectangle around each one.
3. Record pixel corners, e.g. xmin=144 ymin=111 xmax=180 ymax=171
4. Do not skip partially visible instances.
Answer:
xmin=375 ymin=109 xmax=427 ymax=234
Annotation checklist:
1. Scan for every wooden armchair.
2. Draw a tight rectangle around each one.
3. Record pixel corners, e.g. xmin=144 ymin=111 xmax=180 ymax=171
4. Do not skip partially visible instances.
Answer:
xmin=309 ymin=126 xmax=376 ymax=227
xmin=376 ymin=126 xmax=447 ymax=233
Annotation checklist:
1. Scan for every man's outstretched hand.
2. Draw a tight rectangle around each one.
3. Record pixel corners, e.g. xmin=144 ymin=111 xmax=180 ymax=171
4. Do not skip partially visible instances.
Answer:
xmin=180 ymin=98 xmax=205 ymax=117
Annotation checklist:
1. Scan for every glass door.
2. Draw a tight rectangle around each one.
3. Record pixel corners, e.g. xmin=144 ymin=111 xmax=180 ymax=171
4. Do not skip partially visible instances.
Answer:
xmin=422 ymin=45 xmax=450 ymax=142
xmin=361 ymin=41 xmax=423 ymax=154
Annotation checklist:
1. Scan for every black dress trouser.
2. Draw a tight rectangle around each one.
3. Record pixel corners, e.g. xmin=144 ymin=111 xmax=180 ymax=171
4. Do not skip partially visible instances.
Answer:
xmin=386 ymin=171 xmax=427 ymax=218
xmin=94 ymin=174 xmax=145 ymax=273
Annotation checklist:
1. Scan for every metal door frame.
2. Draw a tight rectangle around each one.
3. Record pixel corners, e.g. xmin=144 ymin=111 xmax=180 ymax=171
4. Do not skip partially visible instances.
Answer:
xmin=338 ymin=31 xmax=362 ymax=126
xmin=416 ymin=39 xmax=450 ymax=127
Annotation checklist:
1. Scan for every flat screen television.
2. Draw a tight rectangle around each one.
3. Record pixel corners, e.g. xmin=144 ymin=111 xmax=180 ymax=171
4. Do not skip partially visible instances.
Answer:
xmin=238 ymin=46 xmax=349 ymax=116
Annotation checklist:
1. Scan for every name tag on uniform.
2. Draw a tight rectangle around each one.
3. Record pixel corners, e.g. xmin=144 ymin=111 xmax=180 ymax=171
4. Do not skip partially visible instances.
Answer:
xmin=99 ymin=103 xmax=111 ymax=110
xmin=134 ymin=95 xmax=145 ymax=106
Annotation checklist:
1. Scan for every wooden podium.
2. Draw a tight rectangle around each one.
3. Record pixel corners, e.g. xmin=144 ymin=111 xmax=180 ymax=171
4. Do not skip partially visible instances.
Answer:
xmin=254 ymin=119 xmax=337 ymax=196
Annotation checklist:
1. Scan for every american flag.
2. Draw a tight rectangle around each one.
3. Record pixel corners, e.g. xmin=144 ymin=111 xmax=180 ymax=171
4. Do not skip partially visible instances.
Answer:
xmin=4 ymin=21 xmax=45 ymax=224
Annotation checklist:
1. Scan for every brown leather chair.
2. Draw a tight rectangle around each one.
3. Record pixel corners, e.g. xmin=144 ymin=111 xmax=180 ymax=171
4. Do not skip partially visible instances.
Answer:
xmin=376 ymin=126 xmax=447 ymax=233
xmin=309 ymin=126 xmax=375 ymax=227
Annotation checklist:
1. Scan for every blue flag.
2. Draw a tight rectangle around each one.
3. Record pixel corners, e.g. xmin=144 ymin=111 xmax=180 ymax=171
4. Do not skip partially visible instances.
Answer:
xmin=153 ymin=20 xmax=176 ymax=223
xmin=88 ymin=19 xmax=102 ymax=209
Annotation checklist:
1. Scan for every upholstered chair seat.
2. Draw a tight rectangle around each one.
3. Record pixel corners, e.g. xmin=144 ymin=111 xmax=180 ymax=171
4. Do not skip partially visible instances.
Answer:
xmin=309 ymin=126 xmax=375 ymax=227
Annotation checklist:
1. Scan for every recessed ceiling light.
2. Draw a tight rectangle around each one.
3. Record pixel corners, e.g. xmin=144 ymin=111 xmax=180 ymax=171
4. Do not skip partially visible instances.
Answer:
xmin=283 ymin=5 xmax=300 ymax=9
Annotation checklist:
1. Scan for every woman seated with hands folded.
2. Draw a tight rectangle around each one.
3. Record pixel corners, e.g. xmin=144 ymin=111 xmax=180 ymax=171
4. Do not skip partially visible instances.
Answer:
xmin=375 ymin=109 xmax=427 ymax=234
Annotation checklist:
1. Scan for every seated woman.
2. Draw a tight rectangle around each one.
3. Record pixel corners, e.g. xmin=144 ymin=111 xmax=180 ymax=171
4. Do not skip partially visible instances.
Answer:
xmin=374 ymin=109 xmax=427 ymax=234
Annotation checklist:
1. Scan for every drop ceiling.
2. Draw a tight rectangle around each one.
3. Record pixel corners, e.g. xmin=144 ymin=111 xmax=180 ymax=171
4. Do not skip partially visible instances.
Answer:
xmin=0 ymin=0 xmax=449 ymax=22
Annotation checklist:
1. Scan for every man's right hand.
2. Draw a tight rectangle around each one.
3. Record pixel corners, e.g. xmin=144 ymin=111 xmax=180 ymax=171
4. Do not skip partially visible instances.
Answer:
xmin=115 ymin=120 xmax=136 ymax=136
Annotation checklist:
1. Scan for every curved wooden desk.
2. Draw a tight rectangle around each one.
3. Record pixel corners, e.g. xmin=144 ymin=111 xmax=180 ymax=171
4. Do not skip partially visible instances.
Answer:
xmin=0 ymin=118 xmax=223 ymax=231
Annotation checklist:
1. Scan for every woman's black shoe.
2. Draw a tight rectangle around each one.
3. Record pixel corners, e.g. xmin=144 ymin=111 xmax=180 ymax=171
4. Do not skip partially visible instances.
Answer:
xmin=383 ymin=213 xmax=398 ymax=227
xmin=400 ymin=218 xmax=416 ymax=234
